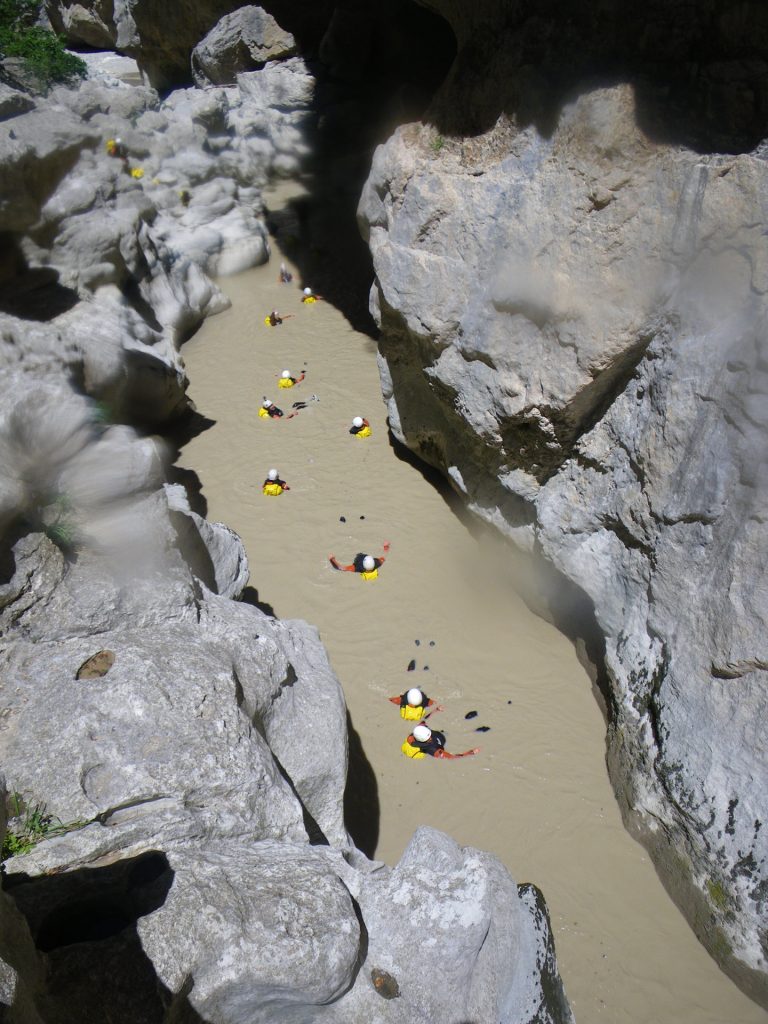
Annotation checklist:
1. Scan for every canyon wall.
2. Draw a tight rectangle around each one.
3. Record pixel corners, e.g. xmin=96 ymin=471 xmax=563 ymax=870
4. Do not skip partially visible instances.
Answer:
xmin=358 ymin=0 xmax=768 ymax=1007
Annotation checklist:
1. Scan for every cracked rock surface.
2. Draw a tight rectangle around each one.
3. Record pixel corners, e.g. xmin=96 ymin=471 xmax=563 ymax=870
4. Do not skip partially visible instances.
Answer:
xmin=360 ymin=35 xmax=768 ymax=1010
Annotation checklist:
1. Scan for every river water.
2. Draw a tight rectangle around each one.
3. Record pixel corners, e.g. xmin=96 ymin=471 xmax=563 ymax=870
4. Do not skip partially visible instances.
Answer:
xmin=176 ymin=183 xmax=765 ymax=1024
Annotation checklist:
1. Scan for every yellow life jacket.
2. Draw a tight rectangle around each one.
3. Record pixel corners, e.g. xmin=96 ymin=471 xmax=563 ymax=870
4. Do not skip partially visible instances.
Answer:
xmin=302 ymin=295 xmax=317 ymax=304
xmin=264 ymin=316 xmax=273 ymax=326
xmin=130 ymin=167 xmax=144 ymax=179
xmin=401 ymin=739 xmax=425 ymax=759
xmin=400 ymin=704 xmax=424 ymax=721
xmin=263 ymin=482 xmax=283 ymax=496
xmin=258 ymin=407 xmax=270 ymax=418
xmin=360 ymin=568 xmax=378 ymax=580
xmin=106 ymin=139 xmax=117 ymax=155
xmin=355 ymin=425 xmax=372 ymax=438
xmin=278 ymin=378 xmax=294 ymax=388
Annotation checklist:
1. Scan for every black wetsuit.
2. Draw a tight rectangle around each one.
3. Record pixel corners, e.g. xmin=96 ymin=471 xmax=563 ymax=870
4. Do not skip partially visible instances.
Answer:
xmin=400 ymin=691 xmax=429 ymax=711
xmin=412 ymin=731 xmax=446 ymax=757
xmin=349 ymin=421 xmax=369 ymax=435
xmin=266 ymin=405 xmax=284 ymax=418
xmin=352 ymin=553 xmax=383 ymax=573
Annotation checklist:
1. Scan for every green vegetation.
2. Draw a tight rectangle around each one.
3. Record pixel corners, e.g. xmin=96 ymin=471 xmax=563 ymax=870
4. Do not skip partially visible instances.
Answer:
xmin=2 ymin=792 xmax=86 ymax=860
xmin=0 ymin=0 xmax=86 ymax=88
xmin=43 ymin=492 xmax=76 ymax=549
xmin=431 ymin=134 xmax=445 ymax=154
xmin=706 ymin=877 xmax=729 ymax=910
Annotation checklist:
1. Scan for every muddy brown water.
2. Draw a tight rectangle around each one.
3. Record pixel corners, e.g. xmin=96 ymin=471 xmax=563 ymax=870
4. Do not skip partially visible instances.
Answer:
xmin=176 ymin=183 xmax=765 ymax=1024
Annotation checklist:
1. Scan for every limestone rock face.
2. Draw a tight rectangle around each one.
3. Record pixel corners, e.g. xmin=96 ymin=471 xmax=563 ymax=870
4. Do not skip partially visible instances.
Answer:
xmin=361 ymin=70 xmax=768 ymax=1008
xmin=44 ymin=0 xmax=116 ymax=50
xmin=191 ymin=5 xmax=298 ymax=87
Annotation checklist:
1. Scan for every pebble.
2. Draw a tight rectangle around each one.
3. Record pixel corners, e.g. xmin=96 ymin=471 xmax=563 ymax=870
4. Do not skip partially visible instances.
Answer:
xmin=475 ymin=726 xmax=491 ymax=733
xmin=465 ymin=711 xmax=478 ymax=720
xmin=407 ymin=659 xmax=416 ymax=672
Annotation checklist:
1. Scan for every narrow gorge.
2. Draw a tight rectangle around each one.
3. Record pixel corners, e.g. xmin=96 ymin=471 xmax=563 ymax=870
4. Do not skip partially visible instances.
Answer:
xmin=0 ymin=1 xmax=766 ymax=1022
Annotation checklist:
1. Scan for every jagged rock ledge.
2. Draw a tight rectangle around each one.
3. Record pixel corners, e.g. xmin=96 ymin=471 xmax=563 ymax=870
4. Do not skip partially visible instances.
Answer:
xmin=0 ymin=16 xmax=573 ymax=1024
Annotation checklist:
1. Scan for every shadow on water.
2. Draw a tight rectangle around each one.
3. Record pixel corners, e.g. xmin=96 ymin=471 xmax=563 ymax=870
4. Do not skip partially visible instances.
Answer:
xmin=240 ymin=585 xmax=277 ymax=618
xmin=343 ymin=710 xmax=380 ymax=858
xmin=4 ymin=851 xmax=210 ymax=1023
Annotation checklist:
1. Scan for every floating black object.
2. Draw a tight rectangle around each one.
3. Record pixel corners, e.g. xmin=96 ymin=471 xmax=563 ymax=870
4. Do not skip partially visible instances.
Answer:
xmin=360 ymin=515 xmax=365 ymax=519
xmin=423 ymin=665 xmax=429 ymax=671
xmin=415 ymin=639 xmax=420 ymax=646
xmin=507 ymin=700 xmax=512 ymax=705
xmin=429 ymin=640 xmax=435 ymax=647
xmin=465 ymin=710 xmax=478 ymax=720
xmin=407 ymin=659 xmax=416 ymax=672
xmin=475 ymin=725 xmax=491 ymax=733
xmin=339 ymin=516 xmax=346 ymax=522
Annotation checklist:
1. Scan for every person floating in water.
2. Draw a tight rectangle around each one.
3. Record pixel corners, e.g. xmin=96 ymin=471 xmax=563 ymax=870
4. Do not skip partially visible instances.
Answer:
xmin=301 ymin=287 xmax=322 ymax=304
xmin=401 ymin=723 xmax=479 ymax=760
xmin=263 ymin=468 xmax=289 ymax=496
xmin=278 ymin=369 xmax=305 ymax=389
xmin=349 ymin=416 xmax=371 ymax=438
xmin=279 ymin=262 xmax=293 ymax=284
xmin=329 ymin=542 xmax=390 ymax=579
xmin=389 ymin=687 xmax=444 ymax=721
xmin=264 ymin=310 xmax=294 ymax=327
xmin=259 ymin=399 xmax=284 ymax=419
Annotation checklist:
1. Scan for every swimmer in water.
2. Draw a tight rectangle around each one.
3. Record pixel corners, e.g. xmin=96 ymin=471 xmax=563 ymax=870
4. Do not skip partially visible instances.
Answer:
xmin=259 ymin=399 xmax=284 ymax=419
xmin=329 ymin=542 xmax=390 ymax=579
xmin=349 ymin=416 xmax=371 ymax=438
xmin=388 ymin=687 xmax=444 ymax=721
xmin=401 ymin=723 xmax=479 ymax=760
xmin=279 ymin=262 xmax=293 ymax=284
xmin=277 ymin=369 xmax=306 ymax=389
xmin=301 ymin=286 xmax=322 ymax=303
xmin=262 ymin=468 xmax=290 ymax=496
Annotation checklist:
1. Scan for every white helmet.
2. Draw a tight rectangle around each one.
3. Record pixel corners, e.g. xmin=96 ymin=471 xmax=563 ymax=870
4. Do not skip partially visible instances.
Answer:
xmin=281 ymin=369 xmax=291 ymax=378
xmin=262 ymin=399 xmax=273 ymax=408
xmin=352 ymin=416 xmax=364 ymax=428
xmin=115 ymin=136 xmax=122 ymax=144
xmin=406 ymin=688 xmax=423 ymax=707
xmin=303 ymin=286 xmax=312 ymax=296
xmin=413 ymin=725 xmax=431 ymax=742
xmin=267 ymin=468 xmax=278 ymax=481
xmin=362 ymin=555 xmax=375 ymax=572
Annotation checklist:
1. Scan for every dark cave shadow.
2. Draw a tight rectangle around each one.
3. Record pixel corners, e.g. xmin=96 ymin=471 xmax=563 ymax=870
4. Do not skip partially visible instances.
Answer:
xmin=343 ymin=709 xmax=380 ymax=858
xmin=263 ymin=0 xmax=457 ymax=336
xmin=4 ymin=851 xmax=210 ymax=1023
xmin=240 ymin=585 xmax=277 ymax=618
xmin=423 ymin=4 xmax=768 ymax=155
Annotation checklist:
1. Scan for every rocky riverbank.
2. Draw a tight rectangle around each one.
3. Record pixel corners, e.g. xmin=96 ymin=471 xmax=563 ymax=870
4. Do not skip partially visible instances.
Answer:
xmin=0 ymin=16 xmax=572 ymax=1024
